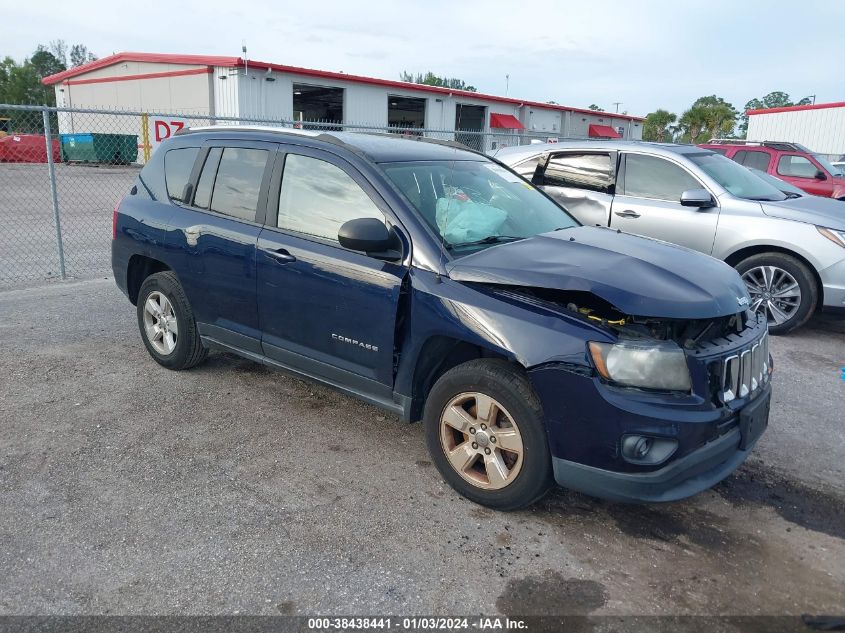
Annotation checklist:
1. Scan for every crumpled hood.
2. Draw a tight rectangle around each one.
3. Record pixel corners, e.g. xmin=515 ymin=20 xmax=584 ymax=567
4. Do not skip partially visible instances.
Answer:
xmin=761 ymin=196 xmax=845 ymax=231
xmin=447 ymin=226 xmax=750 ymax=318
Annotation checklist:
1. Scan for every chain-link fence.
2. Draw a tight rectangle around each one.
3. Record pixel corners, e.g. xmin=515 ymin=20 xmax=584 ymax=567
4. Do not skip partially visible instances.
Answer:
xmin=0 ymin=104 xmax=576 ymax=286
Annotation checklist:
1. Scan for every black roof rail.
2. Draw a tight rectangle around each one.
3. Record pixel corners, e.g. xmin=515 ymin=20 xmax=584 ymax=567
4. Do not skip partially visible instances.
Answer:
xmin=705 ymin=138 xmax=804 ymax=152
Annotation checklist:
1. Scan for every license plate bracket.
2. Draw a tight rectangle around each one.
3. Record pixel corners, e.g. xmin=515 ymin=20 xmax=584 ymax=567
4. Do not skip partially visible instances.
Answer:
xmin=739 ymin=391 xmax=770 ymax=450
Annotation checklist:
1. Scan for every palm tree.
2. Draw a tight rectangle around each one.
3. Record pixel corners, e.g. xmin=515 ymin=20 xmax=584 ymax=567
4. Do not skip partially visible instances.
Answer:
xmin=643 ymin=109 xmax=677 ymax=142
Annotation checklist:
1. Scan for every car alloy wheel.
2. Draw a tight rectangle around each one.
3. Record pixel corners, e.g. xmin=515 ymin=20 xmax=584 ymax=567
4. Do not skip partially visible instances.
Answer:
xmin=142 ymin=290 xmax=179 ymax=355
xmin=741 ymin=265 xmax=802 ymax=327
xmin=439 ymin=392 xmax=524 ymax=490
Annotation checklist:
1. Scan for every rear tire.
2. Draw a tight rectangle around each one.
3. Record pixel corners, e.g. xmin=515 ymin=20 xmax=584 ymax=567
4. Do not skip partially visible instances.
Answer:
xmin=735 ymin=252 xmax=817 ymax=335
xmin=136 ymin=271 xmax=208 ymax=370
xmin=423 ymin=359 xmax=553 ymax=511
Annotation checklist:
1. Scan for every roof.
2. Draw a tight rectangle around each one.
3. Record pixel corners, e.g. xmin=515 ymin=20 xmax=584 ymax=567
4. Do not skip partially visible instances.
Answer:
xmin=490 ymin=140 xmax=709 ymax=162
xmin=41 ymin=51 xmax=645 ymax=122
xmin=746 ymin=101 xmax=845 ymax=116
xmin=177 ymin=125 xmax=484 ymax=162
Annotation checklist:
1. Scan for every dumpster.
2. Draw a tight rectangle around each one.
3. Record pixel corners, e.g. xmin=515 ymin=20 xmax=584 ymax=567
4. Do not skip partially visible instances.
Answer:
xmin=60 ymin=133 xmax=138 ymax=164
xmin=0 ymin=134 xmax=61 ymax=163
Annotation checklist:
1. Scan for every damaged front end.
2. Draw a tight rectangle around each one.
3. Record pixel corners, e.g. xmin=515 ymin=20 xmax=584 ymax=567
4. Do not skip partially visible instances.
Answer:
xmin=490 ymin=285 xmax=747 ymax=349
xmin=481 ymin=283 xmax=770 ymax=407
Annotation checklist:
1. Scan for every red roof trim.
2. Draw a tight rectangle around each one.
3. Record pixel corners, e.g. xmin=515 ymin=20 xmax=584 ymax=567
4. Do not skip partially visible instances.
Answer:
xmin=247 ymin=58 xmax=644 ymax=121
xmin=62 ymin=67 xmax=212 ymax=86
xmin=746 ymin=101 xmax=845 ymax=116
xmin=42 ymin=51 xmax=646 ymax=121
xmin=42 ymin=52 xmax=239 ymax=85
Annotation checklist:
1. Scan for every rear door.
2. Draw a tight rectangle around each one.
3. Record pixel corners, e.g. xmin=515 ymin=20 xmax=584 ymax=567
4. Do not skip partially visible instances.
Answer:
xmin=532 ymin=151 xmax=616 ymax=226
xmin=733 ymin=149 xmax=773 ymax=172
xmin=166 ymin=139 xmax=276 ymax=352
xmin=609 ymin=152 xmax=720 ymax=255
xmin=256 ymin=146 xmax=408 ymax=394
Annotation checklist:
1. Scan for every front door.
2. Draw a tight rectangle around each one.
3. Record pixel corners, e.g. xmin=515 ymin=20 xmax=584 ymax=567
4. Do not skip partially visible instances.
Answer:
xmin=610 ymin=152 xmax=720 ymax=255
xmin=775 ymin=153 xmax=830 ymax=196
xmin=256 ymin=146 xmax=407 ymax=392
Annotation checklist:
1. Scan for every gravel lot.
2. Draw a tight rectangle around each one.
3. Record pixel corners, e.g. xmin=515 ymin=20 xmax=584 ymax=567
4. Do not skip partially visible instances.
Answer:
xmin=0 ymin=163 xmax=137 ymax=284
xmin=0 ymin=278 xmax=843 ymax=617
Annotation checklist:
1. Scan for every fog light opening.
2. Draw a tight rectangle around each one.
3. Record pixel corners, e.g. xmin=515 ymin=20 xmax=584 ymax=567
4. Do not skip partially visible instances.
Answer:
xmin=620 ymin=434 xmax=678 ymax=466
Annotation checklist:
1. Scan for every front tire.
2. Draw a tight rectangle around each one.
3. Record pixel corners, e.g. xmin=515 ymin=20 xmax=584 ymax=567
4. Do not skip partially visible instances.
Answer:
xmin=735 ymin=252 xmax=817 ymax=335
xmin=136 ymin=271 xmax=207 ymax=370
xmin=423 ymin=359 xmax=553 ymax=511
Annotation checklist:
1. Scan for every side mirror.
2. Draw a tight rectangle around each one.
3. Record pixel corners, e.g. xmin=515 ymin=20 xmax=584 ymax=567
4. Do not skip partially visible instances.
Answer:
xmin=680 ymin=189 xmax=715 ymax=208
xmin=338 ymin=218 xmax=400 ymax=259
xmin=815 ymin=170 xmax=827 ymax=181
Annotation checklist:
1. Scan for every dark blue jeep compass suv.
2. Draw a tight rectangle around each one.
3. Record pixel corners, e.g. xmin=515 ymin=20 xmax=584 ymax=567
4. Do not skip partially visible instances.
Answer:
xmin=112 ymin=127 xmax=772 ymax=510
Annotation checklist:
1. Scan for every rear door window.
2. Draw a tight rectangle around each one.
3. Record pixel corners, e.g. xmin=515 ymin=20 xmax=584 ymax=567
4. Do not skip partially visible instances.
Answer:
xmin=164 ymin=147 xmax=200 ymax=203
xmin=277 ymin=154 xmax=385 ymax=242
xmin=734 ymin=150 xmax=771 ymax=171
xmin=209 ymin=148 xmax=270 ymax=221
xmin=777 ymin=155 xmax=818 ymax=178
xmin=622 ymin=154 xmax=702 ymax=201
xmin=193 ymin=148 xmax=222 ymax=210
xmin=542 ymin=153 xmax=614 ymax=193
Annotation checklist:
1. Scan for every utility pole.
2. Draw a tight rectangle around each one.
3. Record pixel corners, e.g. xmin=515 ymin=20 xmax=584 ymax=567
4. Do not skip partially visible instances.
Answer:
xmin=613 ymin=101 xmax=622 ymax=113
xmin=505 ymin=74 xmax=509 ymax=96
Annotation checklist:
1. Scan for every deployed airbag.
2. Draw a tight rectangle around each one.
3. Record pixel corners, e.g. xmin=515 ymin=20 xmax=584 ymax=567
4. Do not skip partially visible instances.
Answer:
xmin=436 ymin=193 xmax=508 ymax=245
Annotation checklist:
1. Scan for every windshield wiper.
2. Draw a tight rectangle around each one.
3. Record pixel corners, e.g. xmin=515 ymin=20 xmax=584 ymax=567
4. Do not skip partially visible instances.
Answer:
xmin=446 ymin=235 xmax=524 ymax=250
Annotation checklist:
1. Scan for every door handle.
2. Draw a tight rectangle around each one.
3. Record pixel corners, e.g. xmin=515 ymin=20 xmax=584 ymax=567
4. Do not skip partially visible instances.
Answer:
xmin=614 ymin=210 xmax=641 ymax=219
xmin=262 ymin=247 xmax=297 ymax=264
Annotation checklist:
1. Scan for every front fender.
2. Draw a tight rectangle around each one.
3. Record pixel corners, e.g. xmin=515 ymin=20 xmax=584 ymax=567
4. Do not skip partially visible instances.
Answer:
xmin=394 ymin=269 xmax=612 ymax=398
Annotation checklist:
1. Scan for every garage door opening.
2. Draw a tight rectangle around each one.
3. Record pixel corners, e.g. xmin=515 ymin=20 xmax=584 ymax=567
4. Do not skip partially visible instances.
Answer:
xmin=455 ymin=104 xmax=486 ymax=151
xmin=388 ymin=96 xmax=426 ymax=135
xmin=293 ymin=84 xmax=344 ymax=129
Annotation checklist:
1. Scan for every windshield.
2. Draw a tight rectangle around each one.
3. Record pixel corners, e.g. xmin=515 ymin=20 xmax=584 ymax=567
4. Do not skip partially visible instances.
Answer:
xmin=688 ymin=153 xmax=787 ymax=201
xmin=813 ymin=154 xmax=843 ymax=177
xmin=381 ymin=160 xmax=578 ymax=255
xmin=749 ymin=168 xmax=805 ymax=196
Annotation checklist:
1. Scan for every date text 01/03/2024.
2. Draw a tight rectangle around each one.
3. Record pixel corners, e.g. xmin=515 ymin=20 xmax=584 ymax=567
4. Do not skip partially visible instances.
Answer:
xmin=306 ymin=617 xmax=528 ymax=630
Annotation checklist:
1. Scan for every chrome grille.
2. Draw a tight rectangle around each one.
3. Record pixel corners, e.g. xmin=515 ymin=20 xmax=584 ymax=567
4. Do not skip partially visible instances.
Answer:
xmin=721 ymin=332 xmax=769 ymax=403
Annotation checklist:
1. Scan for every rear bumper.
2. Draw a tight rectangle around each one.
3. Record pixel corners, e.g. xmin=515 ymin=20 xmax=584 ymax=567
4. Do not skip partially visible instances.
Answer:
xmin=552 ymin=424 xmax=756 ymax=503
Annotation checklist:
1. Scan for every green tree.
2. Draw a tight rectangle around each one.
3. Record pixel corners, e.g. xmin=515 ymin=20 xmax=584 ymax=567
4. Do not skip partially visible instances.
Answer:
xmin=739 ymin=91 xmax=812 ymax=136
xmin=587 ymin=104 xmax=603 ymax=111
xmin=642 ymin=109 xmax=677 ymax=142
xmin=678 ymin=95 xmax=738 ymax=143
xmin=70 ymin=44 xmax=97 ymax=67
xmin=400 ymin=71 xmax=476 ymax=92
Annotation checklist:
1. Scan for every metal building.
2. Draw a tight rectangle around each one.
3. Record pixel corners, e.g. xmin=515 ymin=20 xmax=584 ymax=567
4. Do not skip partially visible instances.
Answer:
xmin=747 ymin=101 xmax=845 ymax=160
xmin=42 ymin=52 xmax=643 ymax=155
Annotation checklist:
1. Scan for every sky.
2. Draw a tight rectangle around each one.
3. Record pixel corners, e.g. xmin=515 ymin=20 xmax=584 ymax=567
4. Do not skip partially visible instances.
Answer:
xmin=2 ymin=0 xmax=843 ymax=117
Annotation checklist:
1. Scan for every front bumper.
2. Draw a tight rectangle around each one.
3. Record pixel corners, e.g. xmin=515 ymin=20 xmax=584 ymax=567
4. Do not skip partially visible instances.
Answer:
xmin=551 ymin=406 xmax=763 ymax=503
xmin=529 ymin=338 xmax=771 ymax=503
xmin=820 ymin=257 xmax=845 ymax=308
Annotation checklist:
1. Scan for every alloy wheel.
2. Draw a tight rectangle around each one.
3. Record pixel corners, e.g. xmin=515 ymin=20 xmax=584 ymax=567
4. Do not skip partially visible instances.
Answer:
xmin=741 ymin=265 xmax=802 ymax=326
xmin=143 ymin=291 xmax=179 ymax=355
xmin=439 ymin=392 xmax=524 ymax=490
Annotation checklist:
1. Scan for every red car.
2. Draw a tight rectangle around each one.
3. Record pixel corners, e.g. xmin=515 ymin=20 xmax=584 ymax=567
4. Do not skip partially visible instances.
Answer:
xmin=699 ymin=140 xmax=845 ymax=200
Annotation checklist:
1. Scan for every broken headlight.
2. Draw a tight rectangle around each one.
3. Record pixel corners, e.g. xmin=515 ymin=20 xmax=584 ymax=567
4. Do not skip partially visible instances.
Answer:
xmin=588 ymin=340 xmax=691 ymax=392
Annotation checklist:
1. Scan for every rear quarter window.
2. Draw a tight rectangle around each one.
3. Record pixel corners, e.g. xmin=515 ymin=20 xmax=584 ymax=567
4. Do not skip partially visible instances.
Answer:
xmin=164 ymin=147 xmax=200 ymax=203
